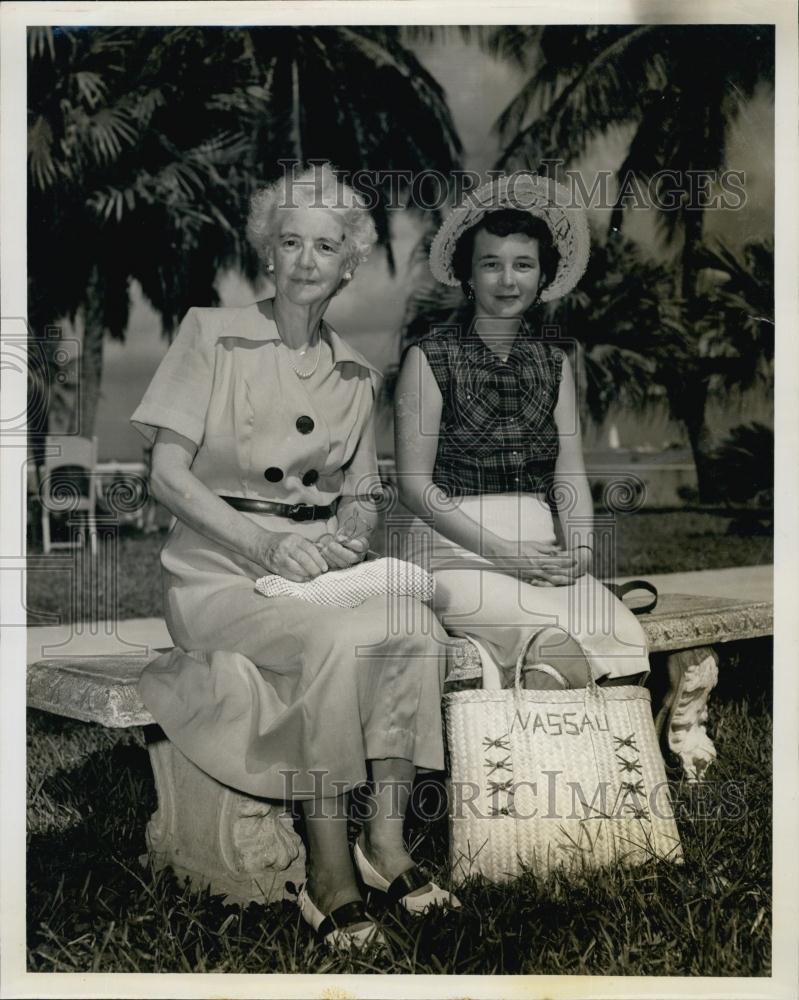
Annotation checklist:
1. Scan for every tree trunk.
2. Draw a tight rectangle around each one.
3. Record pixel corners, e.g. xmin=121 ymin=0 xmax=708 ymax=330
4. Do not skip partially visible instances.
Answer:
xmin=290 ymin=57 xmax=303 ymax=163
xmin=678 ymin=206 xmax=714 ymax=499
xmin=78 ymin=298 xmax=105 ymax=440
xmin=681 ymin=207 xmax=704 ymax=304
xmin=669 ymin=374 xmax=715 ymax=503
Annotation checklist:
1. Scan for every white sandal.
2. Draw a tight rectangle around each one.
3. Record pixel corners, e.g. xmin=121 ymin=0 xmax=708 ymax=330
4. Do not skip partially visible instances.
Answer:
xmin=297 ymin=885 xmax=385 ymax=951
xmin=353 ymin=838 xmax=461 ymax=915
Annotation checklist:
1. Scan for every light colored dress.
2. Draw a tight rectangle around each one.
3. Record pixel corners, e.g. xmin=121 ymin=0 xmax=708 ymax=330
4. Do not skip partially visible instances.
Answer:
xmin=131 ymin=300 xmax=446 ymax=800
xmin=404 ymin=494 xmax=649 ymax=688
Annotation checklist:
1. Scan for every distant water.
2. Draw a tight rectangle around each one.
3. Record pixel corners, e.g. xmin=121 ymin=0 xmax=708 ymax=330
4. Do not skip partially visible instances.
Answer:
xmin=99 ymin=316 xmax=772 ymax=464
xmin=95 ymin=271 xmax=773 ymax=464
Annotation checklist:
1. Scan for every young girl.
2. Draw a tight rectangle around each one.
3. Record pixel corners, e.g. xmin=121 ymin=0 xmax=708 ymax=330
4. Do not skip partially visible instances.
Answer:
xmin=394 ymin=173 xmax=649 ymax=690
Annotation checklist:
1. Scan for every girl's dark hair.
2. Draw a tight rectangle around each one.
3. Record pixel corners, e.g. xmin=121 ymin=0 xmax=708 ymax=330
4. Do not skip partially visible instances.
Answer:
xmin=451 ymin=209 xmax=560 ymax=295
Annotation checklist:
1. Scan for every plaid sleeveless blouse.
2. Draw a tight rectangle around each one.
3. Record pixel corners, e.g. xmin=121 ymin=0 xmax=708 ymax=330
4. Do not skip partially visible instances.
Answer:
xmin=415 ymin=322 xmax=565 ymax=496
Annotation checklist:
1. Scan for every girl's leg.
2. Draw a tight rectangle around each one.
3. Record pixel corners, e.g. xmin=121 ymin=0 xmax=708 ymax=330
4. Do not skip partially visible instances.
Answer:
xmin=522 ymin=628 xmax=591 ymax=689
xmin=522 ymin=630 xmax=647 ymax=689
xmin=599 ymin=674 xmax=648 ymax=687
xmin=434 ymin=567 xmax=649 ymax=690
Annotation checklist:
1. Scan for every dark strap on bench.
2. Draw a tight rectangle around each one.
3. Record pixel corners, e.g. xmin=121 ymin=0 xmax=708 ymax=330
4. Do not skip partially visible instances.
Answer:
xmin=604 ymin=579 xmax=658 ymax=615
xmin=317 ymin=900 xmax=371 ymax=940
xmin=385 ymin=866 xmax=430 ymax=905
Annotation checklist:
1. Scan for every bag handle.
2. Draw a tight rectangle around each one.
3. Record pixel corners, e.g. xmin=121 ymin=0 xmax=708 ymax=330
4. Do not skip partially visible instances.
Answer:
xmin=604 ymin=579 xmax=658 ymax=616
xmin=513 ymin=630 xmax=603 ymax=706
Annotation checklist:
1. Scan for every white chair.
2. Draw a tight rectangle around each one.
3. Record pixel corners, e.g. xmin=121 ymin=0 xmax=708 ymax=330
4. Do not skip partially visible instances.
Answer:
xmin=40 ymin=436 xmax=98 ymax=557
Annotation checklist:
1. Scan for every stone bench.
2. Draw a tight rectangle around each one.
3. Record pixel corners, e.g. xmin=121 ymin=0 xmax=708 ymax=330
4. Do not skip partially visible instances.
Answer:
xmin=447 ymin=592 xmax=773 ymax=781
xmin=27 ymin=593 xmax=772 ymax=906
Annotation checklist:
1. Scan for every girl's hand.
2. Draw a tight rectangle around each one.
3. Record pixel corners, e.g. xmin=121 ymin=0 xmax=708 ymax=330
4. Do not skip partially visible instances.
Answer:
xmin=315 ymin=532 xmax=368 ymax=570
xmin=489 ymin=539 xmax=580 ymax=587
xmin=259 ymin=531 xmax=329 ymax=582
xmin=522 ymin=546 xmax=580 ymax=587
xmin=570 ymin=546 xmax=593 ymax=579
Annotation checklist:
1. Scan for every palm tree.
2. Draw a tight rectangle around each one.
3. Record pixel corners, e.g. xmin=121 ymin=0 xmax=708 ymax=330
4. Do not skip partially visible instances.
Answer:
xmin=487 ymin=24 xmax=773 ymax=498
xmin=28 ymin=25 xmax=462 ymax=442
xmin=28 ymin=26 xmax=247 ymax=441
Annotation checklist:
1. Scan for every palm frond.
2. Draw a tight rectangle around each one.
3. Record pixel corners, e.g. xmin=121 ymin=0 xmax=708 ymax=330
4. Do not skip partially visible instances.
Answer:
xmin=484 ymin=26 xmax=543 ymax=69
xmin=74 ymin=71 xmax=108 ymax=108
xmin=87 ymin=105 xmax=139 ymax=162
xmin=28 ymin=116 xmax=57 ymax=190
xmin=28 ymin=27 xmax=55 ymax=61
xmin=498 ymin=26 xmax=662 ymax=168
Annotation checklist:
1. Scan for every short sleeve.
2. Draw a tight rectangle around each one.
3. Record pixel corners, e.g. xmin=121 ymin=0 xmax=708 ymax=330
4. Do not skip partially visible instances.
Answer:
xmin=341 ymin=397 xmax=380 ymax=500
xmin=130 ymin=308 xmax=214 ymax=447
xmin=408 ymin=333 xmax=451 ymax=399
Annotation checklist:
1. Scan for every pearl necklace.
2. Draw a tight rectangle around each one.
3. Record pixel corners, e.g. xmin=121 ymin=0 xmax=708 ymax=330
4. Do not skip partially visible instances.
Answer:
xmin=285 ymin=331 xmax=322 ymax=379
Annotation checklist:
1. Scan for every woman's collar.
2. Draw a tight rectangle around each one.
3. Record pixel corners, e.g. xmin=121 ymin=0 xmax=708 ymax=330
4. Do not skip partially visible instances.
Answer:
xmin=232 ymin=299 xmax=381 ymax=376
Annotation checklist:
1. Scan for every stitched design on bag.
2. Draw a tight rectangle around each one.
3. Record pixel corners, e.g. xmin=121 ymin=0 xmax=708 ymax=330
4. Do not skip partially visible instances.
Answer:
xmin=484 ymin=731 xmax=515 ymax=817
xmin=484 ymin=756 xmax=512 ymax=775
xmin=616 ymin=756 xmax=643 ymax=775
xmin=614 ymin=732 xmax=650 ymax=822
xmin=620 ymin=780 xmax=645 ymax=796
xmin=483 ymin=735 xmax=511 ymax=752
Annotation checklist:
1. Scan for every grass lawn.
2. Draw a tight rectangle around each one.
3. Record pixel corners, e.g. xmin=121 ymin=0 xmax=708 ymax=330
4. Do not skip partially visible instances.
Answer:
xmin=26 ymin=507 xmax=773 ymax=624
xmin=26 ymin=639 xmax=772 ymax=975
xmin=25 ymin=506 xmax=773 ymax=975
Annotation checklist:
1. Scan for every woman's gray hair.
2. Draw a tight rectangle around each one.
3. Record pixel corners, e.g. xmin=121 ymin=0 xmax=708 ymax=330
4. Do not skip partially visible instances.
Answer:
xmin=246 ymin=163 xmax=378 ymax=274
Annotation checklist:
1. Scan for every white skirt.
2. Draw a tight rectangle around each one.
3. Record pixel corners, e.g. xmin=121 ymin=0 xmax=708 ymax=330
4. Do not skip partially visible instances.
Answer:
xmin=400 ymin=493 xmax=649 ymax=687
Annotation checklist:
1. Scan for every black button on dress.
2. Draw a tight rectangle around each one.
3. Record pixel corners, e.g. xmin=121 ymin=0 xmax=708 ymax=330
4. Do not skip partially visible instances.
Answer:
xmin=296 ymin=416 xmax=315 ymax=435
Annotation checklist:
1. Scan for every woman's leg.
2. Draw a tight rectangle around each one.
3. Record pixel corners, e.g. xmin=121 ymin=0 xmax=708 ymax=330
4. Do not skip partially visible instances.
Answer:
xmin=359 ymin=757 xmax=430 ymax=896
xmin=301 ymin=795 xmax=372 ymax=928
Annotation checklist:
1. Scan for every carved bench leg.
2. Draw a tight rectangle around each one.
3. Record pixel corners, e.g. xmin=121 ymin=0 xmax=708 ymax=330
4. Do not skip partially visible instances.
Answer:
xmin=655 ymin=646 xmax=719 ymax=783
xmin=143 ymin=727 xmax=306 ymax=906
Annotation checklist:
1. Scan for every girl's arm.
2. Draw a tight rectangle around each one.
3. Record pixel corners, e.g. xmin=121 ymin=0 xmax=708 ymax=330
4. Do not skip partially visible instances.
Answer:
xmin=552 ymin=352 xmax=594 ymax=577
xmin=394 ymin=346 xmax=568 ymax=578
xmin=150 ymin=427 xmax=328 ymax=582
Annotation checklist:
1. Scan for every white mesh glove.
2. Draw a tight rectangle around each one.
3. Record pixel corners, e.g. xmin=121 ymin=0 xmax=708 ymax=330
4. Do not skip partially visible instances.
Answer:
xmin=255 ymin=557 xmax=434 ymax=608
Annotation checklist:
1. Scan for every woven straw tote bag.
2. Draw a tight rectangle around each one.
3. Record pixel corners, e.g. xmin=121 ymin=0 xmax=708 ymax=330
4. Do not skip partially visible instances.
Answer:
xmin=444 ymin=646 xmax=683 ymax=884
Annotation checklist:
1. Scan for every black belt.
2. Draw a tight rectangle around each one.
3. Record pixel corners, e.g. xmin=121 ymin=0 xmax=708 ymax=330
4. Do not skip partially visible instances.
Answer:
xmin=220 ymin=495 xmax=339 ymax=522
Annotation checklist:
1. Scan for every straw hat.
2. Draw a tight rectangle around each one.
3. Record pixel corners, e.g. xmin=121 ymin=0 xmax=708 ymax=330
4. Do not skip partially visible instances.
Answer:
xmin=429 ymin=173 xmax=590 ymax=302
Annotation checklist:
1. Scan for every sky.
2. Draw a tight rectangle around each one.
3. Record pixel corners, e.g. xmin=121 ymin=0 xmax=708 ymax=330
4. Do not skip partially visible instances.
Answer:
xmin=90 ymin=34 xmax=774 ymax=463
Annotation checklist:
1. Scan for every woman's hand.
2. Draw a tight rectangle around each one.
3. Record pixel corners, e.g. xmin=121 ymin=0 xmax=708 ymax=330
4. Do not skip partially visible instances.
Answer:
xmin=315 ymin=532 xmax=369 ymax=570
xmin=259 ymin=531 xmax=329 ymax=582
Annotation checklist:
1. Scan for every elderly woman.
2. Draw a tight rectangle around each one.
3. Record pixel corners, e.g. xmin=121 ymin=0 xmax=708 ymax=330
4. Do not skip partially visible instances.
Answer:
xmin=132 ymin=164 xmax=457 ymax=951
xmin=394 ymin=173 xmax=650 ymax=691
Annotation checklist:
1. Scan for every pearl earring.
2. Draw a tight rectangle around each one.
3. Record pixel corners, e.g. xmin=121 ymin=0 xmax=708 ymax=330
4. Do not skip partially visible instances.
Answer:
xmin=267 ymin=263 xmax=274 ymax=273
xmin=343 ymin=271 xmax=352 ymax=281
